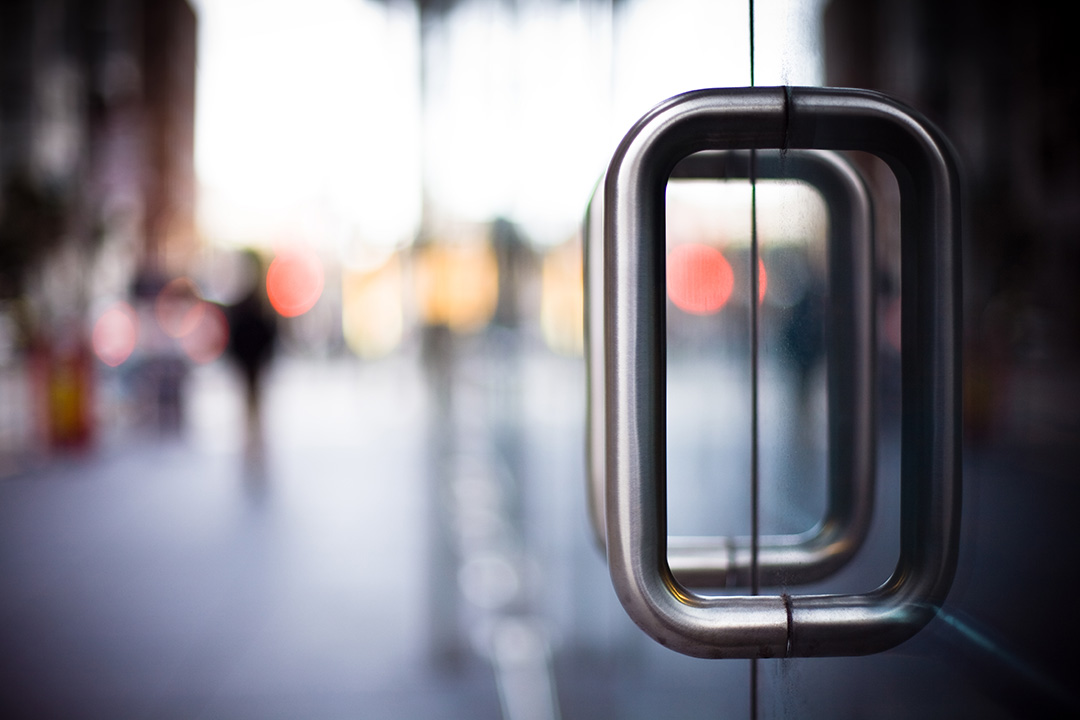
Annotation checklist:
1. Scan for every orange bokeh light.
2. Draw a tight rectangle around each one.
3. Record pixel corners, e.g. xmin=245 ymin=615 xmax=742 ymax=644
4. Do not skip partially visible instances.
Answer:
xmin=266 ymin=246 xmax=325 ymax=318
xmin=92 ymin=302 xmax=139 ymax=367
xmin=757 ymin=257 xmax=768 ymax=304
xmin=667 ymin=243 xmax=734 ymax=315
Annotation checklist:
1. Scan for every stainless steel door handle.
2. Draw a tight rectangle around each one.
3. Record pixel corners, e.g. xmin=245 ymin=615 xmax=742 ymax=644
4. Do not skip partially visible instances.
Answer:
xmin=602 ymin=87 xmax=961 ymax=658
xmin=585 ymin=148 xmax=876 ymax=589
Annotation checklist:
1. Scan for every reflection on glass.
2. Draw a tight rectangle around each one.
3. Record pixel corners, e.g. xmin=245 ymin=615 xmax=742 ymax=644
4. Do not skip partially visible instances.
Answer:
xmin=667 ymin=243 xmax=735 ymax=315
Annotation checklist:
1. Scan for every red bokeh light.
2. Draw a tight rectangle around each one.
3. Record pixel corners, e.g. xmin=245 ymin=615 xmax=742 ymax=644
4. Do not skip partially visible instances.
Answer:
xmin=179 ymin=302 xmax=229 ymax=364
xmin=266 ymin=246 xmax=324 ymax=318
xmin=154 ymin=277 xmax=205 ymax=338
xmin=92 ymin=302 xmax=139 ymax=367
xmin=667 ymin=243 xmax=734 ymax=315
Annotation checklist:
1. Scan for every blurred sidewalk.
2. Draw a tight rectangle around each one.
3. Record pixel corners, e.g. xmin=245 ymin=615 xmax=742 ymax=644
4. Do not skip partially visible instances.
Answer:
xmin=0 ymin=352 xmax=503 ymax=719
xmin=3 ymin=341 xmax=1026 ymax=719
xmin=0 ymin=342 xmax=779 ymax=719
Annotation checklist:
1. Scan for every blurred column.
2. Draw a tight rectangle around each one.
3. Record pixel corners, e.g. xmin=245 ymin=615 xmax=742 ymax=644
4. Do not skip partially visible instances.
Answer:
xmin=141 ymin=0 xmax=197 ymax=278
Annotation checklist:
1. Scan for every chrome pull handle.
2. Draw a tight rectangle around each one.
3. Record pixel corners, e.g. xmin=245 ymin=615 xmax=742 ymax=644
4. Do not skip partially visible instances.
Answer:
xmin=585 ymin=148 xmax=876 ymax=589
xmin=602 ymin=87 xmax=961 ymax=658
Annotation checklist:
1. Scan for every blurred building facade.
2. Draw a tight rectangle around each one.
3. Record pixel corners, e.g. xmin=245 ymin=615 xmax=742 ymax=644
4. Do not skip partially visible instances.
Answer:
xmin=0 ymin=0 xmax=197 ymax=455
xmin=824 ymin=0 xmax=1080 ymax=448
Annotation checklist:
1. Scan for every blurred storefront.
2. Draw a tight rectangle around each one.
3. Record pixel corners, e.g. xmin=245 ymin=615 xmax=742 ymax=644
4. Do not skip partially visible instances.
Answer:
xmin=0 ymin=0 xmax=197 ymax=458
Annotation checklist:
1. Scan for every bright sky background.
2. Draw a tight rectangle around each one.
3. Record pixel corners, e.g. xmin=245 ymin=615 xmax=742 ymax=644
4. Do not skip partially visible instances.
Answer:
xmin=191 ymin=0 xmax=823 ymax=252
xmin=192 ymin=0 xmax=421 ymax=257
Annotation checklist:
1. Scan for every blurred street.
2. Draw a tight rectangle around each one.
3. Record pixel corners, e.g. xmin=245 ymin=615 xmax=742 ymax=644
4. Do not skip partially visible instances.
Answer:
xmin=0 ymin=339 xmax=761 ymax=718
xmin=3 ymin=330 xmax=1080 ymax=717
xmin=0 ymin=352 xmax=455 ymax=717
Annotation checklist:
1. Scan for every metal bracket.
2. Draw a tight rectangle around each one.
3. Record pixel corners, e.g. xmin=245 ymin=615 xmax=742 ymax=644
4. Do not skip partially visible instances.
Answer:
xmin=603 ymin=87 xmax=961 ymax=658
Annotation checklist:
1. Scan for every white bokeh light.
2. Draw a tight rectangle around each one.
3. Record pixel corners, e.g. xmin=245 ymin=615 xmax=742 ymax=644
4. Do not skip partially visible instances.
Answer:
xmin=192 ymin=0 xmax=823 ymax=250
xmin=193 ymin=0 xmax=421 ymax=251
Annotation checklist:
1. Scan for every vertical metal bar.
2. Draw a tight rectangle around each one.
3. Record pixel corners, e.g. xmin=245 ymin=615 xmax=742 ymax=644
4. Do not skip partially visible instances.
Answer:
xmin=749 ymin=157 xmax=760 ymax=715
xmin=749 ymin=160 xmax=760 ymax=598
xmin=747 ymin=3 xmax=759 ymax=716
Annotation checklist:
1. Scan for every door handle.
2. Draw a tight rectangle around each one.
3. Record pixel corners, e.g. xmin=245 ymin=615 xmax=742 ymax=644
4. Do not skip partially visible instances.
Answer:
xmin=585 ymin=148 xmax=876 ymax=588
xmin=602 ymin=87 xmax=961 ymax=658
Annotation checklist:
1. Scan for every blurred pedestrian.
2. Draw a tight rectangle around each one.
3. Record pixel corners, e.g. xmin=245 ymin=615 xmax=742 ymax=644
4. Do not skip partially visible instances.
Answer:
xmin=224 ymin=250 xmax=278 ymax=457
xmin=780 ymin=277 xmax=825 ymax=418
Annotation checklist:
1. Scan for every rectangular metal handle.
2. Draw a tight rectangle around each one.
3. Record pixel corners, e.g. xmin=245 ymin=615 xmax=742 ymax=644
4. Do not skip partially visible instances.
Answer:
xmin=602 ymin=86 xmax=961 ymax=658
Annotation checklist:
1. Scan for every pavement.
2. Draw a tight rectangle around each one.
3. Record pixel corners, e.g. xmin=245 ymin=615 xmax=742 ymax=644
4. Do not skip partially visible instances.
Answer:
xmin=0 ymin=335 xmax=1075 ymax=718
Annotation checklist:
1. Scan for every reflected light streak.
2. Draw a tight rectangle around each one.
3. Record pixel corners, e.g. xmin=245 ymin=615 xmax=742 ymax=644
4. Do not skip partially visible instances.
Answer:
xmin=758 ymin=257 xmax=768 ymax=304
